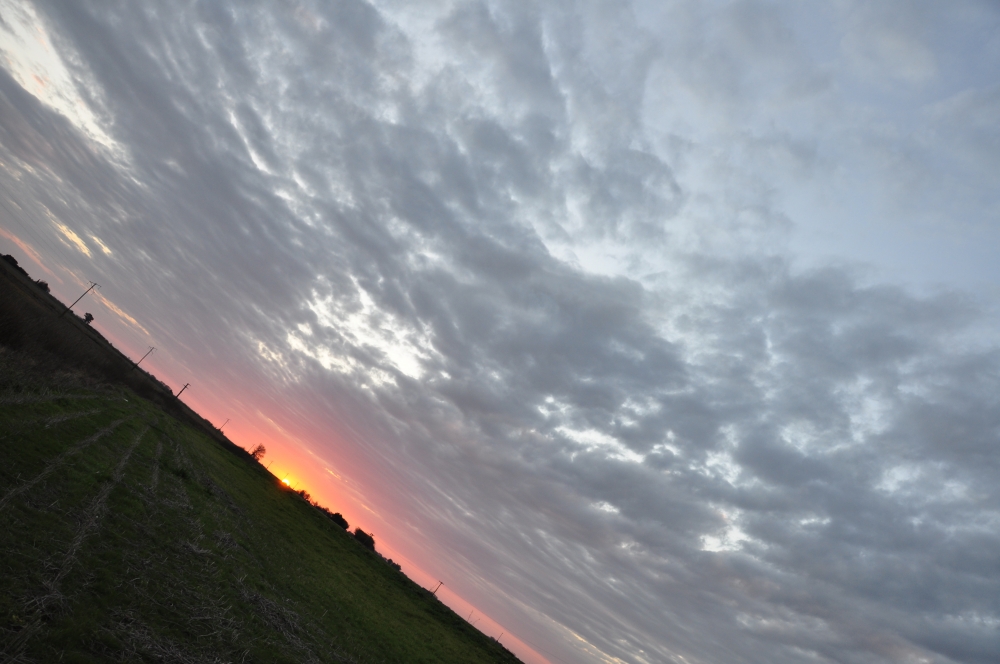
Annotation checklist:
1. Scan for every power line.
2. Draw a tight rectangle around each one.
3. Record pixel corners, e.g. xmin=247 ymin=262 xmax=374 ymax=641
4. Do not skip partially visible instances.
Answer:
xmin=131 ymin=346 xmax=156 ymax=370
xmin=60 ymin=281 xmax=100 ymax=317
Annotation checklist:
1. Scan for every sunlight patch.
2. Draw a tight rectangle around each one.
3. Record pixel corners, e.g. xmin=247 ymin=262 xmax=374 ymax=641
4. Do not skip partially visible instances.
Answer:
xmin=53 ymin=221 xmax=90 ymax=256
xmin=0 ymin=0 xmax=126 ymax=157
xmin=558 ymin=426 xmax=644 ymax=463
xmin=943 ymin=611 xmax=1000 ymax=630
xmin=780 ymin=420 xmax=821 ymax=454
xmin=837 ymin=376 xmax=891 ymax=447
xmin=735 ymin=611 xmax=837 ymax=640
xmin=594 ymin=501 xmax=620 ymax=514
xmin=93 ymin=291 xmax=149 ymax=335
xmin=304 ymin=281 xmax=434 ymax=381
xmin=621 ymin=396 xmax=662 ymax=418
xmin=256 ymin=340 xmax=288 ymax=368
xmin=226 ymin=108 xmax=278 ymax=176
xmin=798 ymin=515 xmax=831 ymax=528
xmin=650 ymin=438 xmax=682 ymax=458
xmin=701 ymin=509 xmax=751 ymax=552
xmin=89 ymin=235 xmax=112 ymax=255
xmin=286 ymin=332 xmax=355 ymax=375
xmin=701 ymin=450 xmax=741 ymax=485
xmin=876 ymin=464 xmax=922 ymax=494
xmin=875 ymin=463 xmax=970 ymax=504
xmin=537 ymin=395 xmax=571 ymax=416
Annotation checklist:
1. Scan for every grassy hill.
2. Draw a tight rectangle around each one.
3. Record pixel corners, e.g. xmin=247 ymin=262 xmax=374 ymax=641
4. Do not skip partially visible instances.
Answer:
xmin=0 ymin=258 xmax=522 ymax=663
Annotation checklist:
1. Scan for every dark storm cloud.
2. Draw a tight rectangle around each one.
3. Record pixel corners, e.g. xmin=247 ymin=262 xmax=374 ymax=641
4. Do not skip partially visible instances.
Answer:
xmin=2 ymin=1 xmax=999 ymax=663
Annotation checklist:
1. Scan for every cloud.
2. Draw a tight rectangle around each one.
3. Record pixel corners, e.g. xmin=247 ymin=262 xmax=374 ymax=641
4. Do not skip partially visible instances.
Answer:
xmin=2 ymin=1 xmax=1000 ymax=663
xmin=53 ymin=219 xmax=90 ymax=255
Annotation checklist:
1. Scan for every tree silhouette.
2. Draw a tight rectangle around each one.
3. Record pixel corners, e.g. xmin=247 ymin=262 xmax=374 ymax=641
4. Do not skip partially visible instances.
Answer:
xmin=353 ymin=528 xmax=375 ymax=551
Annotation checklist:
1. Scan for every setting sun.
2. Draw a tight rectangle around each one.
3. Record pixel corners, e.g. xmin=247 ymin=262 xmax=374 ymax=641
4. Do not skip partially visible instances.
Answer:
xmin=281 ymin=478 xmax=290 ymax=486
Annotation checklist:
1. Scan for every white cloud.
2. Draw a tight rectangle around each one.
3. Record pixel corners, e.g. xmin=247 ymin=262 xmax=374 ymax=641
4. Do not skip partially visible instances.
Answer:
xmin=304 ymin=280 xmax=433 ymax=381
xmin=0 ymin=0 xmax=124 ymax=157
xmin=2 ymin=2 xmax=999 ymax=663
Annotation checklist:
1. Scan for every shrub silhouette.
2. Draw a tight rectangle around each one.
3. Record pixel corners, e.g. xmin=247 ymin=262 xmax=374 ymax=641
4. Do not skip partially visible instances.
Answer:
xmin=312 ymin=503 xmax=350 ymax=529
xmin=2 ymin=254 xmax=28 ymax=278
xmin=353 ymin=528 xmax=375 ymax=551
xmin=249 ymin=444 xmax=266 ymax=461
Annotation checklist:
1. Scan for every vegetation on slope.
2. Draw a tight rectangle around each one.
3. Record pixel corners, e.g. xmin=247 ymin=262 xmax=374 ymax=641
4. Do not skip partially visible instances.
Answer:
xmin=0 ymin=257 xmax=522 ymax=663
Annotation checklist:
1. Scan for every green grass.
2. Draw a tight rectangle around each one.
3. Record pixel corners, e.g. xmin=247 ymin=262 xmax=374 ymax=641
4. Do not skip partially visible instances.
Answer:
xmin=0 ymin=347 xmax=520 ymax=662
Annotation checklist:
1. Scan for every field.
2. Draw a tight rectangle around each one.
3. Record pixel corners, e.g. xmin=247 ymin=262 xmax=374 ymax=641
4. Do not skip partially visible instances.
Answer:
xmin=0 ymin=260 xmax=521 ymax=663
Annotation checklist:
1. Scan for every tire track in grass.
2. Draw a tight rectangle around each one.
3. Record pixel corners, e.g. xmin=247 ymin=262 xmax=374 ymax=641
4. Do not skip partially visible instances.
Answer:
xmin=148 ymin=437 xmax=164 ymax=494
xmin=0 ymin=393 xmax=108 ymax=406
xmin=0 ymin=408 xmax=104 ymax=442
xmin=0 ymin=417 xmax=129 ymax=513
xmin=1 ymin=425 xmax=149 ymax=660
xmin=116 ymin=432 xmax=248 ymax=663
xmin=146 ymin=431 xmax=295 ymax=661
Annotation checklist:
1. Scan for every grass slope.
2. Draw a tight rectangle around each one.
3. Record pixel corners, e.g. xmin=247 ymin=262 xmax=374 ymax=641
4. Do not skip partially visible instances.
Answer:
xmin=0 ymin=263 xmax=522 ymax=664
xmin=0 ymin=350 xmax=521 ymax=664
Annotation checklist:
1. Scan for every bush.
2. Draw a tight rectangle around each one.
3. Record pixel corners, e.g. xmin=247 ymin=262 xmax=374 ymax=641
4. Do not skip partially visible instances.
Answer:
xmin=2 ymin=254 xmax=29 ymax=278
xmin=313 ymin=504 xmax=349 ymax=529
xmin=352 ymin=528 xmax=375 ymax=551
xmin=249 ymin=444 xmax=266 ymax=461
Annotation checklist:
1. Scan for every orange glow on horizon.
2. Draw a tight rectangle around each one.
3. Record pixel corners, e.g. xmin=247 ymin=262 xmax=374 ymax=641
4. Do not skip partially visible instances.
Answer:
xmin=265 ymin=481 xmax=551 ymax=662
xmin=0 ymin=227 xmax=58 ymax=280
xmin=0 ymin=191 xmax=553 ymax=664
xmin=84 ymin=361 xmax=553 ymax=664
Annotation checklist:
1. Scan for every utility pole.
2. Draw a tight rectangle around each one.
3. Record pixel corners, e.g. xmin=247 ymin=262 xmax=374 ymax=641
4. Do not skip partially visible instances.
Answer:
xmin=497 ymin=632 xmax=504 ymax=644
xmin=219 ymin=418 xmax=230 ymax=431
xmin=176 ymin=383 xmax=190 ymax=398
xmin=431 ymin=581 xmax=443 ymax=596
xmin=60 ymin=281 xmax=99 ymax=317
xmin=131 ymin=346 xmax=155 ymax=370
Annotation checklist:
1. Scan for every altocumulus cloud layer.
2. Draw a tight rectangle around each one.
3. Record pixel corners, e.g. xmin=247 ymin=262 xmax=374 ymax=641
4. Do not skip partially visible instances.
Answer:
xmin=2 ymin=1 xmax=1000 ymax=662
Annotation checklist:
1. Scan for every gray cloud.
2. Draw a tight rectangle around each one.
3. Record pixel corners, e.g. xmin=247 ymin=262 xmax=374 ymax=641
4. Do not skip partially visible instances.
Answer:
xmin=2 ymin=1 xmax=1000 ymax=662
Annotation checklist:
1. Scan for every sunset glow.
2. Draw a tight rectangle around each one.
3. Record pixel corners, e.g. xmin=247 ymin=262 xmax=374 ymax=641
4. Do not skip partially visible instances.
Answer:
xmin=3 ymin=1 xmax=1000 ymax=662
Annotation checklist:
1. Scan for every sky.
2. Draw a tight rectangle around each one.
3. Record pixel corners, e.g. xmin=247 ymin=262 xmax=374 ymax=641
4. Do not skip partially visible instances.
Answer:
xmin=1 ymin=1 xmax=1000 ymax=662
